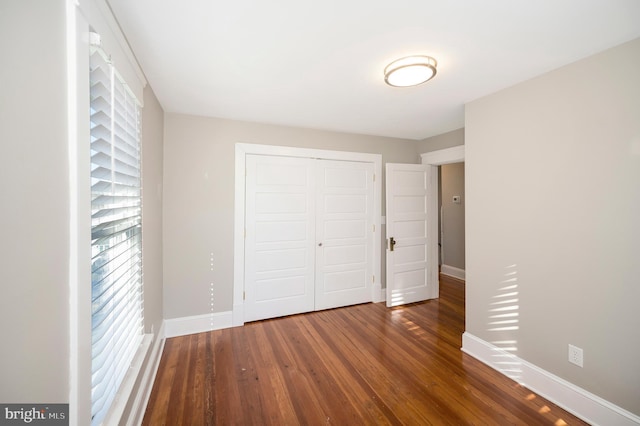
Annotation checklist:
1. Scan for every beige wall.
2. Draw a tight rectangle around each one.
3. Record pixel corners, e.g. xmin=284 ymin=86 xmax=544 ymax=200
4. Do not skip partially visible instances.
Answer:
xmin=440 ymin=163 xmax=465 ymax=270
xmin=141 ymin=86 xmax=165 ymax=335
xmin=417 ymin=127 xmax=464 ymax=153
xmin=163 ymin=115 xmax=420 ymax=319
xmin=465 ymin=38 xmax=640 ymax=415
xmin=0 ymin=0 xmax=70 ymax=403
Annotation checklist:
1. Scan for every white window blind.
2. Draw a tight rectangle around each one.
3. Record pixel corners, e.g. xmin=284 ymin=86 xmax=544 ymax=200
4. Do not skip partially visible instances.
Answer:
xmin=90 ymin=39 xmax=143 ymax=426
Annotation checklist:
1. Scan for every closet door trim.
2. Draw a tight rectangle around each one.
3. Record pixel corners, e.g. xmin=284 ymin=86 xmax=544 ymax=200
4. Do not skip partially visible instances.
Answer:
xmin=234 ymin=143 xmax=382 ymax=326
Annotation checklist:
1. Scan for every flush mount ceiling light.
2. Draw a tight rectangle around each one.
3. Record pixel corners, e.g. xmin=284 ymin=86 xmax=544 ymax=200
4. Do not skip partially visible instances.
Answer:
xmin=384 ymin=55 xmax=437 ymax=87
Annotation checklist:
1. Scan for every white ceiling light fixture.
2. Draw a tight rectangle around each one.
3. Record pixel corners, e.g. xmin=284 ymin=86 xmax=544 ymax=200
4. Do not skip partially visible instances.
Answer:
xmin=384 ymin=55 xmax=438 ymax=87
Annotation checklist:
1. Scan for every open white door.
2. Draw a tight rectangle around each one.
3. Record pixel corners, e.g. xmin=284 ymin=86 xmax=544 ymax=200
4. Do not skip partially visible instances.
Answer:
xmin=385 ymin=163 xmax=433 ymax=306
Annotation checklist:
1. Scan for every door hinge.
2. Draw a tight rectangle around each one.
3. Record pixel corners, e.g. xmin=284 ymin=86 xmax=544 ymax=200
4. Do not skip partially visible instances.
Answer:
xmin=243 ymin=291 xmax=246 ymax=300
xmin=372 ymin=275 xmax=375 ymax=283
xmin=373 ymin=224 xmax=375 ymax=232
xmin=373 ymin=173 xmax=376 ymax=182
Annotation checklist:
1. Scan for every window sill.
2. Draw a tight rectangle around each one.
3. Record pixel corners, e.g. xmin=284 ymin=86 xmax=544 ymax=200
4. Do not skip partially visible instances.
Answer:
xmin=102 ymin=334 xmax=153 ymax=426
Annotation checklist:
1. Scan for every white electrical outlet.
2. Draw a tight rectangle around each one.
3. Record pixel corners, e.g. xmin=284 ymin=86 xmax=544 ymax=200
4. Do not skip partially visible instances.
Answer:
xmin=568 ymin=344 xmax=583 ymax=367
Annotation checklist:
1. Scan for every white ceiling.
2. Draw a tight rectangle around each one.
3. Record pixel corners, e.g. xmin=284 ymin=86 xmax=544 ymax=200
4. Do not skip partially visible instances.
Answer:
xmin=108 ymin=0 xmax=640 ymax=140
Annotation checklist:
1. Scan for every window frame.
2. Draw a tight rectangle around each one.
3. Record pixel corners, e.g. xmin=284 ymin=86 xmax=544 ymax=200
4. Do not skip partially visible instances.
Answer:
xmin=89 ymin=40 xmax=144 ymax=426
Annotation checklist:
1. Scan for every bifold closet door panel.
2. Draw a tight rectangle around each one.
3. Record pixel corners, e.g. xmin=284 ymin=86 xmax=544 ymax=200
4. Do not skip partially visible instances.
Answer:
xmin=244 ymin=154 xmax=315 ymax=322
xmin=315 ymin=160 xmax=374 ymax=310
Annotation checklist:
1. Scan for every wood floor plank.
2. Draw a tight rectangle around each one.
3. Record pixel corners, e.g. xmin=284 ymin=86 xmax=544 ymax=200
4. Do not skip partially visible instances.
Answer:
xmin=144 ymin=337 xmax=180 ymax=425
xmin=296 ymin=314 xmax=401 ymax=425
xmin=246 ymin=321 xmax=299 ymax=425
xmin=143 ymin=276 xmax=589 ymax=425
xmin=306 ymin=314 xmax=400 ymax=424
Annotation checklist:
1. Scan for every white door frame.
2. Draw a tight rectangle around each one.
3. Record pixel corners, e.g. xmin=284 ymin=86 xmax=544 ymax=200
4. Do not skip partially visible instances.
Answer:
xmin=234 ymin=143 xmax=382 ymax=326
xmin=420 ymin=145 xmax=465 ymax=298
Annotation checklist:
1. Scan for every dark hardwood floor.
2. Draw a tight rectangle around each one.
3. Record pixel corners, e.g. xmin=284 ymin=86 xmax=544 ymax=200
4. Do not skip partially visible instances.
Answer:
xmin=143 ymin=275 xmax=588 ymax=425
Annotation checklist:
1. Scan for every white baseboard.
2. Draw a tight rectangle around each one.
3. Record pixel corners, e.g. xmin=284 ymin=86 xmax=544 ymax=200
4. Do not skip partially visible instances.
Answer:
xmin=232 ymin=304 xmax=244 ymax=327
xmin=441 ymin=264 xmax=465 ymax=280
xmin=374 ymin=287 xmax=385 ymax=303
xmin=126 ymin=322 xmax=166 ymax=426
xmin=462 ymin=332 xmax=640 ymax=426
xmin=164 ymin=311 xmax=233 ymax=338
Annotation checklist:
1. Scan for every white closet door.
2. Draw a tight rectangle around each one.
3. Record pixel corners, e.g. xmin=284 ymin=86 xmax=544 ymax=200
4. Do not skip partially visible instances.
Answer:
xmin=315 ymin=160 xmax=374 ymax=310
xmin=244 ymin=155 xmax=315 ymax=322
xmin=385 ymin=163 xmax=431 ymax=306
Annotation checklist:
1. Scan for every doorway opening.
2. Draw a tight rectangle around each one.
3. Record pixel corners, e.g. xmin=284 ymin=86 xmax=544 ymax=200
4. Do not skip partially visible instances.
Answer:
xmin=438 ymin=162 xmax=465 ymax=281
xmin=420 ymin=145 xmax=465 ymax=296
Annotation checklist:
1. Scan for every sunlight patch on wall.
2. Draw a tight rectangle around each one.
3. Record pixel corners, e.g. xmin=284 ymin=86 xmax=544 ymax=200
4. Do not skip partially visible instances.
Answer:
xmin=488 ymin=264 xmax=521 ymax=381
